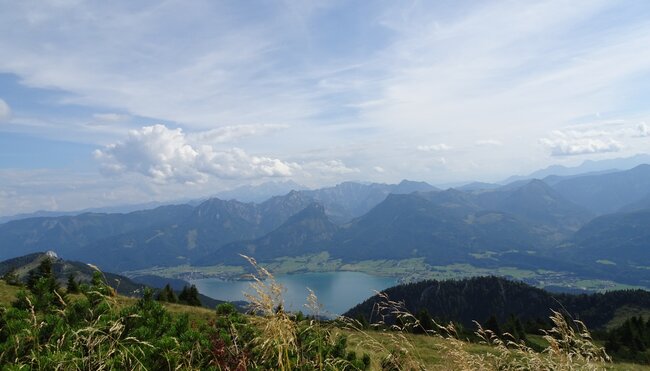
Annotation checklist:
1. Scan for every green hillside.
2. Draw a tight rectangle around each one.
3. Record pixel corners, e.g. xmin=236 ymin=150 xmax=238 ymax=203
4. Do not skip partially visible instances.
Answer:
xmin=2 ymin=261 xmax=648 ymax=370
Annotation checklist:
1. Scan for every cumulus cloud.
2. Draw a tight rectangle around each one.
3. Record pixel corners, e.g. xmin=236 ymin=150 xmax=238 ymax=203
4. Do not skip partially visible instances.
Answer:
xmin=0 ymin=98 xmax=11 ymax=121
xmin=540 ymin=130 xmax=623 ymax=156
xmin=94 ymin=124 xmax=296 ymax=184
xmin=373 ymin=166 xmax=385 ymax=173
xmin=417 ymin=143 xmax=452 ymax=152
xmin=188 ymin=124 xmax=289 ymax=143
xmin=195 ymin=147 xmax=296 ymax=179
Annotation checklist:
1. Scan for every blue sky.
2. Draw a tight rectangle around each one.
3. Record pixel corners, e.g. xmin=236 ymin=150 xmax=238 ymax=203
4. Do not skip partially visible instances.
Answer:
xmin=1 ymin=0 xmax=650 ymax=215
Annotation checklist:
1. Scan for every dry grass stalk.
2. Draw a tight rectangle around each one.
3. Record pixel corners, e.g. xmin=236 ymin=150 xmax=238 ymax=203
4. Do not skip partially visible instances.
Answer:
xmin=342 ymin=290 xmax=611 ymax=371
xmin=241 ymin=254 xmax=298 ymax=370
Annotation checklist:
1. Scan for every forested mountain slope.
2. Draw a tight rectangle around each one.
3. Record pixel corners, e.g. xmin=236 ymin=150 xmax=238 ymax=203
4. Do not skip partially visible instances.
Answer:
xmin=344 ymin=276 xmax=650 ymax=330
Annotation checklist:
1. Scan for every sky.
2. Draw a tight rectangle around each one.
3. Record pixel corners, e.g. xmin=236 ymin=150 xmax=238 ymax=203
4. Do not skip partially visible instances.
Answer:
xmin=1 ymin=0 xmax=650 ymax=216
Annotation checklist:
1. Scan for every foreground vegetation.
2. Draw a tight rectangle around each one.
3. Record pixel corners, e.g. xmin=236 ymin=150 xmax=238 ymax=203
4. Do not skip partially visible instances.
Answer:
xmin=1 ymin=257 xmax=648 ymax=370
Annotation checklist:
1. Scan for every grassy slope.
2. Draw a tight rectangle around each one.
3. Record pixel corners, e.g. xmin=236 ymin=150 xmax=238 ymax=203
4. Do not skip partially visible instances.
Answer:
xmin=0 ymin=281 xmax=20 ymax=306
xmin=1 ymin=281 xmax=648 ymax=370
xmin=343 ymin=329 xmax=647 ymax=371
xmin=0 ymin=281 xmax=216 ymax=323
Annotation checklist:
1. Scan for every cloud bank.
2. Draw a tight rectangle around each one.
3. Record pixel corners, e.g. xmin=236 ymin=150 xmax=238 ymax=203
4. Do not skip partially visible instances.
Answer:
xmin=540 ymin=121 xmax=650 ymax=156
xmin=94 ymin=124 xmax=296 ymax=184
xmin=541 ymin=136 xmax=623 ymax=156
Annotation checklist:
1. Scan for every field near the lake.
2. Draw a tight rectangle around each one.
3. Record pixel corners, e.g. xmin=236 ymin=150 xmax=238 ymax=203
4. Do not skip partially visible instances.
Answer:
xmin=124 ymin=252 xmax=648 ymax=294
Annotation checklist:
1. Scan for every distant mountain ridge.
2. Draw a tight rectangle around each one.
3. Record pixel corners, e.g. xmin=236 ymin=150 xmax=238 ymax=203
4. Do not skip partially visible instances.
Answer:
xmin=300 ymin=179 xmax=438 ymax=223
xmin=212 ymin=180 xmax=308 ymax=203
xmin=200 ymin=179 xmax=593 ymax=267
xmin=502 ymin=154 xmax=650 ymax=184
xmin=0 ymin=180 xmax=437 ymax=271
xmin=2 ymin=165 xmax=650 ymax=286
xmin=551 ymin=164 xmax=650 ymax=214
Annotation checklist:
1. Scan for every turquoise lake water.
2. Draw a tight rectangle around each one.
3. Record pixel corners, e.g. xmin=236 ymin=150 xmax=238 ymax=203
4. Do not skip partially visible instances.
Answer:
xmin=192 ymin=271 xmax=397 ymax=315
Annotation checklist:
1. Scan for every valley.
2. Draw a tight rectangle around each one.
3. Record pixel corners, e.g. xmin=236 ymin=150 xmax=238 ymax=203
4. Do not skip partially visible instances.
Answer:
xmin=4 ymin=5 xmax=650 ymax=368
xmin=125 ymin=252 xmax=647 ymax=295
xmin=5 ymin=164 xmax=650 ymax=297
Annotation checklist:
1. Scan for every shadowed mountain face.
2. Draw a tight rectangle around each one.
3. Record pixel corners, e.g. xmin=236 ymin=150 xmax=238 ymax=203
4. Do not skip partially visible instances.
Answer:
xmin=204 ymin=203 xmax=339 ymax=264
xmin=196 ymin=181 xmax=591 ymax=267
xmin=568 ymin=209 xmax=650 ymax=266
xmin=0 ymin=178 xmax=600 ymax=272
xmin=77 ymin=191 xmax=315 ymax=271
xmin=551 ymin=164 xmax=650 ymax=214
xmin=1 ymin=166 xmax=650 ymax=280
xmin=0 ymin=191 xmax=315 ymax=271
xmin=0 ymin=205 xmax=195 ymax=261
xmin=299 ymin=180 xmax=438 ymax=223
xmin=328 ymin=192 xmax=548 ymax=264
xmin=475 ymin=179 xmax=594 ymax=232
xmin=343 ymin=276 xmax=650 ymax=330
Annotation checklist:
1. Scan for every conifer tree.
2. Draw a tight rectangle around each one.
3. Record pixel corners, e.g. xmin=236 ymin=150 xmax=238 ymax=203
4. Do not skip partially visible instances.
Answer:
xmin=178 ymin=284 xmax=201 ymax=306
xmin=485 ymin=315 xmax=501 ymax=336
xmin=67 ymin=273 xmax=80 ymax=294
xmin=416 ymin=309 xmax=434 ymax=334
xmin=156 ymin=283 xmax=178 ymax=303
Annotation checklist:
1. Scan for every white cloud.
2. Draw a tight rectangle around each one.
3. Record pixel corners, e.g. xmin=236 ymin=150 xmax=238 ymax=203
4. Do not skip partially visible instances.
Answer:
xmin=3 ymin=1 xmax=650 ymax=193
xmin=195 ymin=147 xmax=296 ymax=179
xmin=92 ymin=113 xmax=130 ymax=122
xmin=373 ymin=166 xmax=385 ymax=173
xmin=188 ymin=124 xmax=289 ymax=143
xmin=0 ymin=98 xmax=11 ymax=121
xmin=417 ymin=143 xmax=452 ymax=152
xmin=94 ymin=124 xmax=296 ymax=184
xmin=537 ymin=120 xmax=650 ymax=156
xmin=475 ymin=139 xmax=502 ymax=146
xmin=540 ymin=134 xmax=623 ymax=156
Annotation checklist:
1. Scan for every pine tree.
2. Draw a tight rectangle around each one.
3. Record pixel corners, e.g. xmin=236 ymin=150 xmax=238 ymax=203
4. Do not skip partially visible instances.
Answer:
xmin=67 ymin=273 xmax=80 ymax=294
xmin=156 ymin=284 xmax=178 ymax=303
xmin=21 ymin=258 xmax=64 ymax=311
xmin=178 ymin=284 xmax=201 ymax=306
xmin=416 ymin=309 xmax=434 ymax=334
xmin=157 ymin=287 xmax=169 ymax=302
xmin=485 ymin=315 xmax=501 ymax=336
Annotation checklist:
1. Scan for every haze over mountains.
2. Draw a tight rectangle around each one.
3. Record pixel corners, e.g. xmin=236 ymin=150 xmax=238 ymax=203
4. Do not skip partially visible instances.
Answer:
xmin=2 ymin=161 xmax=650 ymax=289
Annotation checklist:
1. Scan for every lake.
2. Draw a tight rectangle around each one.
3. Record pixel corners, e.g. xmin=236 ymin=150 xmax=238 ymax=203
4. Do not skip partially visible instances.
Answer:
xmin=192 ymin=271 xmax=398 ymax=315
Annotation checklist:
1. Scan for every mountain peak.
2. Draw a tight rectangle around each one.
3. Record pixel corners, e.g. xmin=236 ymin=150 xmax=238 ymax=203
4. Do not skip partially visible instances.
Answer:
xmin=45 ymin=250 xmax=59 ymax=259
xmin=392 ymin=179 xmax=438 ymax=194
xmin=520 ymin=178 xmax=554 ymax=192
xmin=284 ymin=202 xmax=328 ymax=223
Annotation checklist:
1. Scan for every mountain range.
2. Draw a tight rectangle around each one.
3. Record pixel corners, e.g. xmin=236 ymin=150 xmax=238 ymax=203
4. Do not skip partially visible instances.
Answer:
xmin=1 ymin=165 xmax=650 ymax=288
